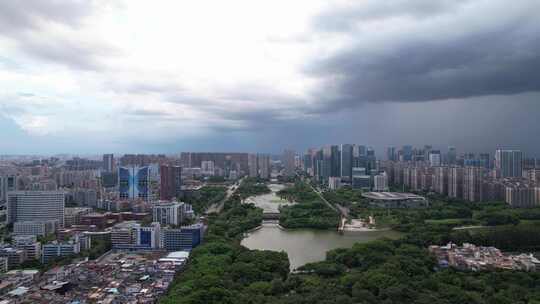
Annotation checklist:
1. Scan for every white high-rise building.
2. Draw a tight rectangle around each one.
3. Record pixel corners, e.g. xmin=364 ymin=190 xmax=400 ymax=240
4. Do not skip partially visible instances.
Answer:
xmin=328 ymin=177 xmax=342 ymax=190
xmin=201 ymin=161 xmax=215 ymax=176
xmin=373 ymin=173 xmax=389 ymax=191
xmin=7 ymin=191 xmax=65 ymax=227
xmin=153 ymin=202 xmax=193 ymax=226
xmin=429 ymin=151 xmax=442 ymax=167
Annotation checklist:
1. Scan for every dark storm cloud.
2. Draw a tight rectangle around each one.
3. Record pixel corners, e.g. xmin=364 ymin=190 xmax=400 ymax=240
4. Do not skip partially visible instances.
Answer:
xmin=0 ymin=0 xmax=119 ymax=70
xmin=105 ymin=80 xmax=184 ymax=95
xmin=314 ymin=0 xmax=471 ymax=32
xmin=0 ymin=0 xmax=92 ymax=32
xmin=307 ymin=0 xmax=540 ymax=111
xmin=163 ymin=83 xmax=309 ymax=130
xmin=15 ymin=34 xmax=116 ymax=70
xmin=218 ymin=83 xmax=306 ymax=106
xmin=126 ymin=109 xmax=171 ymax=118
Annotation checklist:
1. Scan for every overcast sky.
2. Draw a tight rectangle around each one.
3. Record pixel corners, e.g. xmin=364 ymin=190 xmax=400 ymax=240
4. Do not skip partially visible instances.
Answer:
xmin=1 ymin=0 xmax=539 ymax=156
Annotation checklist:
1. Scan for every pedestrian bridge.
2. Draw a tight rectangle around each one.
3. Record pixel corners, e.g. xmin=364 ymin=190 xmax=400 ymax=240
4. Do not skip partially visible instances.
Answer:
xmin=262 ymin=212 xmax=280 ymax=220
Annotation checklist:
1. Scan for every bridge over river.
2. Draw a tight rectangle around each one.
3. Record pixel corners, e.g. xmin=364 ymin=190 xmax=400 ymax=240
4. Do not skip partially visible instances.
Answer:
xmin=262 ymin=212 xmax=280 ymax=220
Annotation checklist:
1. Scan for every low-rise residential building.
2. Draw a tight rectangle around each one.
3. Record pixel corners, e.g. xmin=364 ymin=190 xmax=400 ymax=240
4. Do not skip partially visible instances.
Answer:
xmin=160 ymin=223 xmax=205 ymax=251
xmin=12 ymin=236 xmax=41 ymax=261
xmin=41 ymin=241 xmax=81 ymax=264
xmin=429 ymin=242 xmax=540 ymax=271
xmin=0 ymin=248 xmax=26 ymax=270
xmin=13 ymin=220 xmax=58 ymax=237
xmin=152 ymin=201 xmax=194 ymax=226
xmin=110 ymin=221 xmax=161 ymax=250
xmin=64 ymin=207 xmax=93 ymax=227
xmin=0 ymin=257 xmax=8 ymax=273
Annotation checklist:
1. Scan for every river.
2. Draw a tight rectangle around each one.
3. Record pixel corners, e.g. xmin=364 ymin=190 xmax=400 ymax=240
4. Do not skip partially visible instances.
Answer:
xmin=241 ymin=183 xmax=402 ymax=269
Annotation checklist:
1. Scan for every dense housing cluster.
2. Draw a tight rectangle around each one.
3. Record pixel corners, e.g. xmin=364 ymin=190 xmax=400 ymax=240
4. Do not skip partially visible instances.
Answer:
xmin=0 ymin=251 xmax=187 ymax=303
xmin=429 ymin=242 xmax=540 ymax=271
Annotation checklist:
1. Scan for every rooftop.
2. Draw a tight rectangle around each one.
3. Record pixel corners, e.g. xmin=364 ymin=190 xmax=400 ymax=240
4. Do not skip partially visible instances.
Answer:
xmin=362 ymin=192 xmax=425 ymax=201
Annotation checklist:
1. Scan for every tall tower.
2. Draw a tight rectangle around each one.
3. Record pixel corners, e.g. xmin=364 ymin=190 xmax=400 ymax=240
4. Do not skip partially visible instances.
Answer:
xmin=103 ymin=154 xmax=115 ymax=172
xmin=340 ymin=144 xmax=353 ymax=181
xmin=495 ymin=150 xmax=523 ymax=178
xmin=283 ymin=149 xmax=296 ymax=177
xmin=119 ymin=166 xmax=151 ymax=201
xmin=463 ymin=167 xmax=484 ymax=202
xmin=160 ymin=165 xmax=182 ymax=201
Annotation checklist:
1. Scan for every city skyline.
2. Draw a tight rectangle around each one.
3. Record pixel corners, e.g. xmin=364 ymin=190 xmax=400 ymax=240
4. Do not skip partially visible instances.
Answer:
xmin=1 ymin=1 xmax=540 ymax=154
xmin=1 ymin=2 xmax=540 ymax=302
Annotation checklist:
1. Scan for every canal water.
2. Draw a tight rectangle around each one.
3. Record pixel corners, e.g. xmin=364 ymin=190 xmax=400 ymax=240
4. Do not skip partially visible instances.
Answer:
xmin=241 ymin=222 xmax=402 ymax=270
xmin=241 ymin=183 xmax=402 ymax=269
xmin=242 ymin=184 xmax=401 ymax=270
xmin=243 ymin=183 xmax=294 ymax=213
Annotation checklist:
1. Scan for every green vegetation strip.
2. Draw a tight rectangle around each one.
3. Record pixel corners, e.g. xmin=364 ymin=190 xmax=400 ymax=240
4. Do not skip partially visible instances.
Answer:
xmin=183 ymin=186 xmax=227 ymax=214
xmin=277 ymin=181 xmax=340 ymax=229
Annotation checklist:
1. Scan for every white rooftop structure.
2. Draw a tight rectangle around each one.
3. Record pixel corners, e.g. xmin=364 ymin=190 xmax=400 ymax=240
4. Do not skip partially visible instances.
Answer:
xmin=362 ymin=192 xmax=425 ymax=201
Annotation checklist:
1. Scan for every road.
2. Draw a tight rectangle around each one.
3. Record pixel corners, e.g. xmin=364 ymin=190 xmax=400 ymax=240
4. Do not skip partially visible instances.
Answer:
xmin=304 ymin=179 xmax=342 ymax=215
xmin=301 ymin=177 xmax=350 ymax=232
xmin=204 ymin=178 xmax=243 ymax=214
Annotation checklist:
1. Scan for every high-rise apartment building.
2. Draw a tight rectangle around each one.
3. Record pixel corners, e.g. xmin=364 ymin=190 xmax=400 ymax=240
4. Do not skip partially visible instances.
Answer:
xmin=102 ymin=154 xmax=115 ymax=172
xmin=434 ymin=166 xmax=449 ymax=195
xmin=180 ymin=152 xmax=249 ymax=175
xmin=429 ymin=151 xmax=442 ymax=167
xmin=7 ymin=191 xmax=65 ymax=227
xmin=463 ymin=167 xmax=484 ymax=202
xmin=303 ymin=152 xmax=314 ymax=175
xmin=0 ymin=175 xmax=17 ymax=203
xmin=257 ymin=154 xmax=271 ymax=180
xmin=410 ymin=167 xmax=421 ymax=191
xmin=402 ymin=145 xmax=413 ymax=162
xmin=283 ymin=149 xmax=296 ymax=177
xmin=248 ymin=154 xmax=258 ymax=178
xmin=505 ymin=186 xmax=538 ymax=208
xmin=340 ymin=144 xmax=353 ymax=181
xmin=320 ymin=146 xmax=332 ymax=182
xmin=495 ymin=150 xmax=523 ymax=178
xmin=118 ymin=166 xmax=151 ymax=201
xmin=447 ymin=146 xmax=457 ymax=165
xmin=159 ymin=165 xmax=182 ymax=201
xmin=201 ymin=160 xmax=215 ymax=176
xmin=479 ymin=153 xmax=491 ymax=169
xmin=330 ymin=145 xmax=341 ymax=177
xmin=153 ymin=202 xmax=193 ymax=226
xmin=448 ymin=167 xmax=464 ymax=199
xmin=373 ymin=173 xmax=389 ymax=191
xmin=387 ymin=147 xmax=397 ymax=161
xmin=366 ymin=147 xmax=376 ymax=173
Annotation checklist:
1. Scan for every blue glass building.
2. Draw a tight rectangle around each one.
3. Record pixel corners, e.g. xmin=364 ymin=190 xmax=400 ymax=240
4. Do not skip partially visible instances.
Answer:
xmin=118 ymin=166 xmax=150 ymax=201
